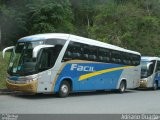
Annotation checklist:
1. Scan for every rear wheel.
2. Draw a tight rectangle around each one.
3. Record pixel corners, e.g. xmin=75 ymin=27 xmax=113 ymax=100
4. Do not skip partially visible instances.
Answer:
xmin=118 ymin=81 xmax=126 ymax=93
xmin=153 ymin=81 xmax=158 ymax=90
xmin=58 ymin=81 xmax=70 ymax=98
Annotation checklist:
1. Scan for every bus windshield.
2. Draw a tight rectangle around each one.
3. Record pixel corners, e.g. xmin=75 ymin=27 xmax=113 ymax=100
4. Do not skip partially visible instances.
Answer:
xmin=141 ymin=61 xmax=155 ymax=78
xmin=7 ymin=39 xmax=66 ymax=76
xmin=8 ymin=41 xmax=43 ymax=76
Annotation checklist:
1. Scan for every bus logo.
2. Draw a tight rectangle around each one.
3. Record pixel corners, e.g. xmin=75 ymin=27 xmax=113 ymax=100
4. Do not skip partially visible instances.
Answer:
xmin=70 ymin=64 xmax=95 ymax=72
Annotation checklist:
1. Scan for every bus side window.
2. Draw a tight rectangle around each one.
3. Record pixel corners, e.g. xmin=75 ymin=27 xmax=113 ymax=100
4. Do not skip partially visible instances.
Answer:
xmin=135 ymin=55 xmax=140 ymax=66
xmin=131 ymin=54 xmax=135 ymax=66
xmin=111 ymin=51 xmax=121 ymax=64
xmin=123 ymin=53 xmax=132 ymax=65
xmin=88 ymin=46 xmax=98 ymax=61
xmin=71 ymin=42 xmax=82 ymax=59
xmin=122 ymin=52 xmax=130 ymax=65
xmin=63 ymin=50 xmax=72 ymax=61
xmin=132 ymin=54 xmax=140 ymax=66
xmin=98 ymin=48 xmax=110 ymax=63
xmin=121 ymin=53 xmax=126 ymax=65
xmin=82 ymin=45 xmax=90 ymax=60
xmin=127 ymin=54 xmax=131 ymax=65
xmin=63 ymin=42 xmax=82 ymax=61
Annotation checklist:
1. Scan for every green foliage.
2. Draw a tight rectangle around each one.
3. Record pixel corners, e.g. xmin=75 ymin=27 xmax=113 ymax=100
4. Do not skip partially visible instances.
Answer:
xmin=27 ymin=0 xmax=74 ymax=34
xmin=90 ymin=1 xmax=160 ymax=56
xmin=70 ymin=0 xmax=108 ymax=37
xmin=0 ymin=51 xmax=10 ymax=88
xmin=0 ymin=0 xmax=160 ymax=55
xmin=0 ymin=0 xmax=74 ymax=48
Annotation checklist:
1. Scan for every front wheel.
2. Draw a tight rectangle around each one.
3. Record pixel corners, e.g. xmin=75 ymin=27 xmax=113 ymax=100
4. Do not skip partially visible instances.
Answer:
xmin=118 ymin=81 xmax=126 ymax=93
xmin=153 ymin=81 xmax=158 ymax=90
xmin=58 ymin=81 xmax=70 ymax=98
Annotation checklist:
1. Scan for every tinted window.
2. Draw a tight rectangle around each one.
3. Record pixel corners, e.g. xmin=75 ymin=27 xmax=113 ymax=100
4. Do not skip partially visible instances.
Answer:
xmin=36 ymin=39 xmax=66 ymax=72
xmin=63 ymin=42 xmax=82 ymax=61
xmin=98 ymin=48 xmax=110 ymax=63
xmin=38 ymin=47 xmax=57 ymax=72
xmin=45 ymin=39 xmax=66 ymax=59
xmin=131 ymin=54 xmax=140 ymax=66
xmin=111 ymin=51 xmax=122 ymax=64
xmin=63 ymin=42 xmax=99 ymax=62
xmin=88 ymin=46 xmax=98 ymax=61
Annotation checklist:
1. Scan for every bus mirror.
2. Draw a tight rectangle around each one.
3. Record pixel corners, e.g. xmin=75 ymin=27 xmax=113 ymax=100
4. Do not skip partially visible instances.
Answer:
xmin=33 ymin=45 xmax=55 ymax=58
xmin=2 ymin=46 xmax=15 ymax=59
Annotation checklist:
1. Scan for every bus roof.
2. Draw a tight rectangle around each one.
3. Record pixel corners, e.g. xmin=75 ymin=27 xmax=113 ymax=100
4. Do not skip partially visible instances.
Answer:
xmin=18 ymin=33 xmax=140 ymax=55
xmin=141 ymin=56 xmax=160 ymax=61
xmin=18 ymin=33 xmax=70 ymax=42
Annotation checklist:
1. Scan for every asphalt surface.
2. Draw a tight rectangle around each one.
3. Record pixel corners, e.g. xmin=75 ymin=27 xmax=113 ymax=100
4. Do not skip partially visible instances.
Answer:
xmin=0 ymin=89 xmax=160 ymax=114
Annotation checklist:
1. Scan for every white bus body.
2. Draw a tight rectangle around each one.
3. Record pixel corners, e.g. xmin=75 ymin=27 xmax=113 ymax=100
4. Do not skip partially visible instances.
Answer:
xmin=140 ymin=56 xmax=160 ymax=90
xmin=3 ymin=33 xmax=141 ymax=97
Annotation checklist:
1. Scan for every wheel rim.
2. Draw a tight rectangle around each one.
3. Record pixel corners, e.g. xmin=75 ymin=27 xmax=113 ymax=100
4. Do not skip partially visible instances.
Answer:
xmin=61 ymin=84 xmax=68 ymax=94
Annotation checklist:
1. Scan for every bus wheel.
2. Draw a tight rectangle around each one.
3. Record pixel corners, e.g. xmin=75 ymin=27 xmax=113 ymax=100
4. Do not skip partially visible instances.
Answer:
xmin=58 ymin=81 xmax=70 ymax=98
xmin=118 ymin=81 xmax=126 ymax=93
xmin=153 ymin=81 xmax=158 ymax=90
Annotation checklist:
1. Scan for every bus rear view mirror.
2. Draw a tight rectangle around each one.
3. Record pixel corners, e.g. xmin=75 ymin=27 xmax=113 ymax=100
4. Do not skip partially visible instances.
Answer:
xmin=33 ymin=45 xmax=55 ymax=58
xmin=2 ymin=46 xmax=15 ymax=59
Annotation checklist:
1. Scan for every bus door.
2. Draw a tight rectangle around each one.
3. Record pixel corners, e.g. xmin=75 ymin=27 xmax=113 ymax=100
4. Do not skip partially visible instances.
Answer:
xmin=37 ymin=48 xmax=56 ymax=92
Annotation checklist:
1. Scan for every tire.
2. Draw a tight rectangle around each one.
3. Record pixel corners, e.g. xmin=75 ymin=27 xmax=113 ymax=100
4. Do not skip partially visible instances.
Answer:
xmin=153 ymin=81 xmax=158 ymax=90
xmin=118 ymin=81 xmax=126 ymax=93
xmin=58 ymin=81 xmax=70 ymax=98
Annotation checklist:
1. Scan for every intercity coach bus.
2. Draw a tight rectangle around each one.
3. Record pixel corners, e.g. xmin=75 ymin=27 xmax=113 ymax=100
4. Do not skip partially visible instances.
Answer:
xmin=3 ymin=33 xmax=141 ymax=97
xmin=140 ymin=56 xmax=160 ymax=90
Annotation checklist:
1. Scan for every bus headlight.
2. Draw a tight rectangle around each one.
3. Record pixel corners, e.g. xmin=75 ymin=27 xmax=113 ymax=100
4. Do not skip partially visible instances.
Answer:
xmin=140 ymin=79 xmax=148 ymax=87
xmin=26 ymin=78 xmax=38 ymax=83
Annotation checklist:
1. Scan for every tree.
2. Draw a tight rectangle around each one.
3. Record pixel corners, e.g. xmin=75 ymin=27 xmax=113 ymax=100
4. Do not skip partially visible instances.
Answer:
xmin=90 ymin=1 xmax=160 ymax=55
xmin=70 ymin=0 xmax=108 ymax=37
xmin=26 ymin=0 xmax=74 ymax=34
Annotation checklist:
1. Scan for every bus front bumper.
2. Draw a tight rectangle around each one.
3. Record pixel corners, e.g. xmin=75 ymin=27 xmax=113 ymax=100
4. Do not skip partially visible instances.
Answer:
xmin=6 ymin=80 xmax=38 ymax=93
xmin=139 ymin=80 xmax=148 ymax=88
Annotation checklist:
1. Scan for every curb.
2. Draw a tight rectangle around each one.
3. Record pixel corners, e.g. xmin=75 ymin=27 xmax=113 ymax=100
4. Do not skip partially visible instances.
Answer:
xmin=0 ymin=89 xmax=27 ymax=95
xmin=0 ymin=89 xmax=14 ymax=95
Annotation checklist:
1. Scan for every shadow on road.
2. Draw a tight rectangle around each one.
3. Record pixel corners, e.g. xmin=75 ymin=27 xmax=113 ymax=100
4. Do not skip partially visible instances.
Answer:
xmin=10 ymin=90 xmax=137 ymax=99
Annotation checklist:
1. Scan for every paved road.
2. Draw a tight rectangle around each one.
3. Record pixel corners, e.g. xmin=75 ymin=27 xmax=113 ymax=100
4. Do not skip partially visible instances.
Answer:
xmin=0 ymin=89 xmax=160 ymax=114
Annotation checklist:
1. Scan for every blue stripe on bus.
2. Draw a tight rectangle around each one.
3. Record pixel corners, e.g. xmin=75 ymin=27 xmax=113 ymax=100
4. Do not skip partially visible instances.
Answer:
xmin=53 ymin=63 xmax=126 ymax=93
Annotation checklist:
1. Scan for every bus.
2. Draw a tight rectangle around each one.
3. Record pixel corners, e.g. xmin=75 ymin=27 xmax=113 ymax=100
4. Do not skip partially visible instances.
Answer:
xmin=3 ymin=33 xmax=141 ymax=97
xmin=140 ymin=56 xmax=160 ymax=90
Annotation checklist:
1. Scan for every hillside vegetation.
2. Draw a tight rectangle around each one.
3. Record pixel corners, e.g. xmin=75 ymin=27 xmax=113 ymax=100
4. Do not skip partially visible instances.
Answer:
xmin=0 ymin=52 xmax=10 ymax=88
xmin=0 ymin=0 xmax=160 ymax=55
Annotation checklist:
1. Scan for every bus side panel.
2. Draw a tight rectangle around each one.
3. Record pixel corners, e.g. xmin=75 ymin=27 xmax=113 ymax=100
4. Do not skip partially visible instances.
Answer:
xmin=53 ymin=62 xmax=127 ymax=93
xmin=93 ymin=70 xmax=123 ymax=90
xmin=118 ymin=66 xmax=141 ymax=89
